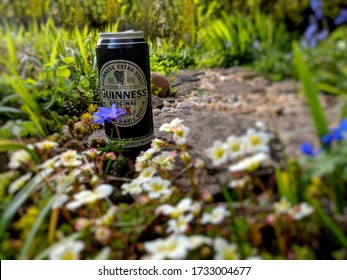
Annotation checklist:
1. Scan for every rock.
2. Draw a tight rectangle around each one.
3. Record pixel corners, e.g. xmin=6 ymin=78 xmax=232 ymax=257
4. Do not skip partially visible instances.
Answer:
xmin=163 ymin=100 xmax=172 ymax=108
xmin=152 ymin=108 xmax=161 ymax=115
xmin=151 ymin=73 xmax=170 ymax=98
xmin=177 ymin=103 xmax=189 ymax=109
xmin=151 ymin=94 xmax=164 ymax=109
xmin=161 ymin=107 xmax=171 ymax=112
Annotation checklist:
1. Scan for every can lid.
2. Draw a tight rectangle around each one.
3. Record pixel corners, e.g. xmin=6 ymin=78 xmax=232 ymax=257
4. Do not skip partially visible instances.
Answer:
xmin=99 ymin=30 xmax=144 ymax=39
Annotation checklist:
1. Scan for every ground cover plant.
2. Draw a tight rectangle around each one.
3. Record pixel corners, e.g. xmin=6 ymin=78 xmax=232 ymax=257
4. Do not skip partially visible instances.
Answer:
xmin=1 ymin=0 xmax=347 ymax=260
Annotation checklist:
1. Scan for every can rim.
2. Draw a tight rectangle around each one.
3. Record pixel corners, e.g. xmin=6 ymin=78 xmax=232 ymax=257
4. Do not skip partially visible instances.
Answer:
xmin=99 ymin=30 xmax=144 ymax=39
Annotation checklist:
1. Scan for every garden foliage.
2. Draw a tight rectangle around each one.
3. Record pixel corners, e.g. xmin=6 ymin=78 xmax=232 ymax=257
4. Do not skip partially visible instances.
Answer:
xmin=0 ymin=0 xmax=347 ymax=260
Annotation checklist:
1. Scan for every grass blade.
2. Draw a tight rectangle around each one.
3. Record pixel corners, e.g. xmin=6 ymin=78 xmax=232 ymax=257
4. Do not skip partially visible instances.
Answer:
xmin=310 ymin=199 xmax=347 ymax=248
xmin=293 ymin=43 xmax=328 ymax=139
xmin=0 ymin=170 xmax=52 ymax=243
xmin=0 ymin=140 xmax=40 ymax=164
xmin=19 ymin=177 xmax=78 ymax=259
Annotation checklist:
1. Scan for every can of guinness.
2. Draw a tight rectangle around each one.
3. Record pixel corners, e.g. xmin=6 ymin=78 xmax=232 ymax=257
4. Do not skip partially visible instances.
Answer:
xmin=96 ymin=31 xmax=153 ymax=154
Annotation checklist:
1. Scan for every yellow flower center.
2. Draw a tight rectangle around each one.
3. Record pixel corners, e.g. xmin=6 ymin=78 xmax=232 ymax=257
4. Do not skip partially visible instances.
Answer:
xmin=223 ymin=248 xmax=238 ymax=260
xmin=230 ymin=142 xmax=240 ymax=152
xmin=62 ymin=251 xmax=76 ymax=260
xmin=250 ymin=136 xmax=261 ymax=146
xmin=214 ymin=148 xmax=225 ymax=159
xmin=158 ymin=242 xmax=177 ymax=253
xmin=152 ymin=183 xmax=164 ymax=192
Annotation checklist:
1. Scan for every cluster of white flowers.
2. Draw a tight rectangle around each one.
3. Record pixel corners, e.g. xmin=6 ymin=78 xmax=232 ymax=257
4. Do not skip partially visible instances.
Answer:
xmin=143 ymin=234 xmax=239 ymax=260
xmin=156 ymin=198 xmax=202 ymax=234
xmin=121 ymin=168 xmax=172 ymax=200
xmin=201 ymin=205 xmax=231 ymax=225
xmin=273 ymin=197 xmax=314 ymax=220
xmin=135 ymin=147 xmax=177 ymax=173
xmin=206 ymin=127 xmax=271 ymax=189
xmin=66 ymin=184 xmax=114 ymax=210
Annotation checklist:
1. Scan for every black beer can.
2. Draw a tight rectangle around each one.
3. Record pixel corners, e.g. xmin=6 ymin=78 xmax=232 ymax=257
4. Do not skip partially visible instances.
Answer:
xmin=96 ymin=31 xmax=153 ymax=154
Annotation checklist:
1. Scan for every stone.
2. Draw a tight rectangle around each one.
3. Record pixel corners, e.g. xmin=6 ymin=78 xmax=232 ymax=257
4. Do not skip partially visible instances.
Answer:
xmin=161 ymin=107 xmax=171 ymax=112
xmin=151 ymin=72 xmax=170 ymax=98
xmin=151 ymin=94 xmax=164 ymax=109
xmin=163 ymin=100 xmax=172 ymax=108
xmin=152 ymin=108 xmax=161 ymax=115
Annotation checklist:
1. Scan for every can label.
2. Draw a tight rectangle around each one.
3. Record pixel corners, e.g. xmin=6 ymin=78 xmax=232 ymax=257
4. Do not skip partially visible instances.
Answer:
xmin=100 ymin=59 xmax=148 ymax=127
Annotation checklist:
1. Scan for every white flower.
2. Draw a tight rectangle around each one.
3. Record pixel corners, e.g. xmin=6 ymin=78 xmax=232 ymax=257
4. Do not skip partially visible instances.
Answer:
xmin=38 ymin=157 xmax=58 ymax=170
xmin=8 ymin=173 xmax=32 ymax=194
xmin=159 ymin=118 xmax=184 ymax=133
xmin=138 ymin=167 xmax=156 ymax=182
xmin=228 ymin=153 xmax=268 ymax=173
xmin=172 ymin=125 xmax=190 ymax=145
xmin=8 ymin=149 xmax=32 ymax=169
xmin=191 ymin=201 xmax=202 ymax=216
xmin=54 ymin=169 xmax=81 ymax=192
xmin=214 ymin=238 xmax=239 ymax=260
xmin=273 ymin=197 xmax=292 ymax=215
xmin=167 ymin=213 xmax=194 ymax=234
xmin=121 ymin=179 xmax=142 ymax=195
xmin=201 ymin=205 xmax=231 ymax=225
xmin=143 ymin=176 xmax=172 ymax=199
xmin=143 ymin=235 xmax=189 ymax=260
xmin=187 ymin=235 xmax=212 ymax=250
xmin=94 ymin=247 xmax=111 ymax=260
xmin=289 ymin=202 xmax=314 ymax=220
xmin=66 ymin=184 xmax=113 ymax=210
xmin=229 ymin=176 xmax=249 ymax=189
xmin=83 ymin=148 xmax=101 ymax=159
xmin=152 ymin=151 xmax=175 ymax=170
xmin=95 ymin=206 xmax=117 ymax=226
xmin=337 ymin=40 xmax=346 ymax=51
xmin=194 ymin=158 xmax=205 ymax=169
xmin=135 ymin=148 xmax=156 ymax=171
xmin=159 ymin=123 xmax=172 ymax=133
xmin=137 ymin=148 xmax=156 ymax=162
xmin=81 ymin=163 xmax=95 ymax=175
xmin=52 ymin=194 xmax=69 ymax=209
xmin=151 ymin=138 xmax=166 ymax=152
xmin=206 ymin=140 xmax=229 ymax=166
xmin=156 ymin=198 xmax=193 ymax=218
xmin=226 ymin=135 xmax=245 ymax=159
xmin=56 ymin=150 xmax=83 ymax=167
xmin=35 ymin=140 xmax=58 ymax=150
xmin=49 ymin=241 xmax=85 ymax=260
xmin=244 ymin=129 xmax=270 ymax=153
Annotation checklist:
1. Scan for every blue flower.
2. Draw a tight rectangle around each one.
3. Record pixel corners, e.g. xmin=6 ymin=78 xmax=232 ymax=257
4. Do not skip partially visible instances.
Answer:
xmin=310 ymin=0 xmax=323 ymax=20
xmin=303 ymin=16 xmax=328 ymax=47
xmin=334 ymin=8 xmax=347 ymax=26
xmin=338 ymin=119 xmax=347 ymax=131
xmin=321 ymin=134 xmax=333 ymax=147
xmin=300 ymin=142 xmax=320 ymax=156
xmin=93 ymin=104 xmax=126 ymax=125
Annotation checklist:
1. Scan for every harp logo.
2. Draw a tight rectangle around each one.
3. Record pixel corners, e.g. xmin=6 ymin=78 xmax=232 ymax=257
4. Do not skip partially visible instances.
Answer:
xmin=114 ymin=70 xmax=125 ymax=85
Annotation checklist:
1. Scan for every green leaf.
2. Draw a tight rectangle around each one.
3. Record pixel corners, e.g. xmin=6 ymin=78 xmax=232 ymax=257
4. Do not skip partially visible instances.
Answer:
xmin=293 ymin=43 xmax=328 ymax=140
xmin=0 ymin=106 xmax=23 ymax=114
xmin=0 ymin=140 xmax=40 ymax=164
xmin=57 ymin=66 xmax=71 ymax=78
xmin=310 ymin=199 xmax=347 ymax=248
xmin=61 ymin=56 xmax=76 ymax=65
